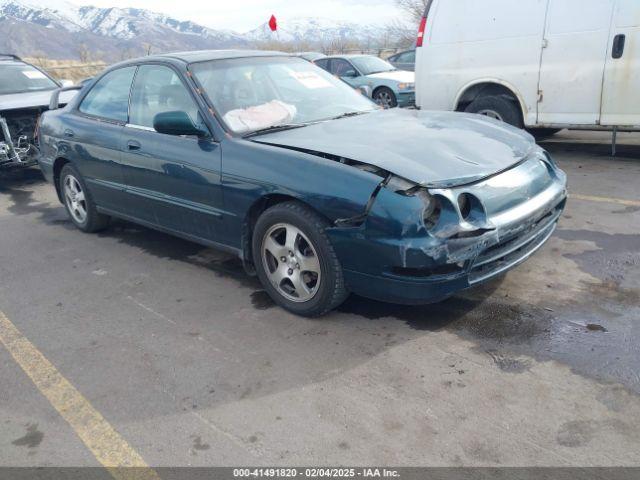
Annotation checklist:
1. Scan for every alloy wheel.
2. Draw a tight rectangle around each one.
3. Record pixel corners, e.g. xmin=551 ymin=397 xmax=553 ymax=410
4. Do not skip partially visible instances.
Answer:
xmin=261 ymin=223 xmax=321 ymax=303
xmin=63 ymin=174 xmax=87 ymax=224
xmin=375 ymin=90 xmax=395 ymax=108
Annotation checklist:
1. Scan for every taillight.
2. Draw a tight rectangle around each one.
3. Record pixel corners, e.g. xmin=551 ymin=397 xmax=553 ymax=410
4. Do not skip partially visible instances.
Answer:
xmin=416 ymin=16 xmax=427 ymax=47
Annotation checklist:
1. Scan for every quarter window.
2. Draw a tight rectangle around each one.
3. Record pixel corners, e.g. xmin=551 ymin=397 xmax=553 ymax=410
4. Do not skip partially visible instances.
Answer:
xmin=129 ymin=64 xmax=201 ymax=130
xmin=79 ymin=67 xmax=136 ymax=122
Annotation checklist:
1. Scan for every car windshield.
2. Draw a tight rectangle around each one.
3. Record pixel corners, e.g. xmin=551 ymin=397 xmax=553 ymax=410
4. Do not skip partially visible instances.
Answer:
xmin=190 ymin=56 xmax=377 ymax=135
xmin=0 ymin=63 xmax=58 ymax=95
xmin=350 ymin=56 xmax=396 ymax=75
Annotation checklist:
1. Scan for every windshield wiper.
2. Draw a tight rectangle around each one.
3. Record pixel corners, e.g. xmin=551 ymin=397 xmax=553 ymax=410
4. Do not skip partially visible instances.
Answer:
xmin=329 ymin=111 xmax=370 ymax=121
xmin=242 ymin=123 xmax=307 ymax=139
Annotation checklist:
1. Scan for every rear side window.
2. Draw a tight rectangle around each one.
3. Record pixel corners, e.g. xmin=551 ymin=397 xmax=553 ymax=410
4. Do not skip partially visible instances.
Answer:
xmin=129 ymin=64 xmax=201 ymax=129
xmin=315 ymin=59 xmax=330 ymax=71
xmin=79 ymin=67 xmax=136 ymax=122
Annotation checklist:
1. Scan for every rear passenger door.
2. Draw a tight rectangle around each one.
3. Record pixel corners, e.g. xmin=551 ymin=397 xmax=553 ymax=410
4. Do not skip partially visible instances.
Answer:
xmin=121 ymin=64 xmax=224 ymax=241
xmin=72 ymin=66 xmax=136 ymax=213
xmin=537 ymin=0 xmax=615 ymax=125
xmin=600 ymin=0 xmax=640 ymax=126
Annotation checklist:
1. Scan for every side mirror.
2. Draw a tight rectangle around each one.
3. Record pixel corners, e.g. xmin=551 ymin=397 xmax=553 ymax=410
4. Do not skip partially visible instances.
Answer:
xmin=342 ymin=70 xmax=358 ymax=78
xmin=60 ymin=79 xmax=74 ymax=87
xmin=153 ymin=111 xmax=207 ymax=137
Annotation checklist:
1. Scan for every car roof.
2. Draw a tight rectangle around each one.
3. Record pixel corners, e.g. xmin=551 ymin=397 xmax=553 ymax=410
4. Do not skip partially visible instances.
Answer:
xmin=390 ymin=49 xmax=415 ymax=56
xmin=155 ymin=49 xmax=289 ymax=63
xmin=323 ymin=54 xmax=370 ymax=60
xmin=0 ymin=58 xmax=28 ymax=67
xmin=104 ymin=49 xmax=294 ymax=72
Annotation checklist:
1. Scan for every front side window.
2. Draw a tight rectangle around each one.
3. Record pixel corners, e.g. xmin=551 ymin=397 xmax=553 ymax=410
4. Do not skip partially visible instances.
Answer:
xmin=79 ymin=67 xmax=136 ymax=122
xmin=351 ymin=56 xmax=396 ymax=75
xmin=330 ymin=59 xmax=357 ymax=77
xmin=191 ymin=56 xmax=376 ymax=135
xmin=0 ymin=63 xmax=58 ymax=95
xmin=129 ymin=64 xmax=201 ymax=129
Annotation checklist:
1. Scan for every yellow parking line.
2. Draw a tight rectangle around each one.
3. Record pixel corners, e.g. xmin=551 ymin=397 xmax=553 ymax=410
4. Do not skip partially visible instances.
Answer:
xmin=570 ymin=193 xmax=640 ymax=208
xmin=0 ymin=310 xmax=161 ymax=480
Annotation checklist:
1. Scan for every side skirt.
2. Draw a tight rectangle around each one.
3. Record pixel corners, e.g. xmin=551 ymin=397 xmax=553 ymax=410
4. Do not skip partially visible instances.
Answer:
xmin=96 ymin=206 xmax=243 ymax=259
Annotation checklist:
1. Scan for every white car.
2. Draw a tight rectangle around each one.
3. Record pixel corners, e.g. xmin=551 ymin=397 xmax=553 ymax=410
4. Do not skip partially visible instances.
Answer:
xmin=415 ymin=0 xmax=640 ymax=136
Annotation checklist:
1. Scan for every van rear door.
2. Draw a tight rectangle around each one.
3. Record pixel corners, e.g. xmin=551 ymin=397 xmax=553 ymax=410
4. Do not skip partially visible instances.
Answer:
xmin=600 ymin=0 xmax=640 ymax=127
xmin=537 ymin=0 xmax=615 ymax=125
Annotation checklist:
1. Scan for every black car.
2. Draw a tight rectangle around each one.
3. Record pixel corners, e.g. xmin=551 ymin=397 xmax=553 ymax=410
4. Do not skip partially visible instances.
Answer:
xmin=387 ymin=50 xmax=415 ymax=72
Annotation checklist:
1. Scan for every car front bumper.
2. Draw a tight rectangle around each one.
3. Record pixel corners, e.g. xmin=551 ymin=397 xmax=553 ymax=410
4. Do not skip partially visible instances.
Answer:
xmin=397 ymin=91 xmax=415 ymax=108
xmin=327 ymin=160 xmax=568 ymax=305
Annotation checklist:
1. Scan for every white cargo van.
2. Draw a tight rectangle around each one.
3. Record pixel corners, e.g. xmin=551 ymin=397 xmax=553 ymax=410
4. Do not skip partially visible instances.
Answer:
xmin=415 ymin=0 xmax=640 ymax=135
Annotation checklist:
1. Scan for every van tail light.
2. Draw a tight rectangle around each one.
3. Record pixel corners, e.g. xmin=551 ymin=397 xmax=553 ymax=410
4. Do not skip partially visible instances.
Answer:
xmin=416 ymin=17 xmax=427 ymax=47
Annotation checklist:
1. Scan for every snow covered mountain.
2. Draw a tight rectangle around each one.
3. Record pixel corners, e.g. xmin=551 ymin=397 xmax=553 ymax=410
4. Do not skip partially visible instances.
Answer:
xmin=244 ymin=17 xmax=380 ymax=44
xmin=0 ymin=0 xmax=393 ymax=60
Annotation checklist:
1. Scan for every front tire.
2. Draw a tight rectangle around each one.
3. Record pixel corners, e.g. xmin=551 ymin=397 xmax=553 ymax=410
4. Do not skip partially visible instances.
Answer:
xmin=252 ymin=201 xmax=348 ymax=317
xmin=59 ymin=163 xmax=109 ymax=233
xmin=465 ymin=95 xmax=524 ymax=128
xmin=373 ymin=87 xmax=398 ymax=109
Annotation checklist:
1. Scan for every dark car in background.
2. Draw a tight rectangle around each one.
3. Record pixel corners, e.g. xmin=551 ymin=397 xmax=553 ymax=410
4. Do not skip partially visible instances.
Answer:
xmin=38 ymin=50 xmax=567 ymax=316
xmin=387 ymin=49 xmax=415 ymax=71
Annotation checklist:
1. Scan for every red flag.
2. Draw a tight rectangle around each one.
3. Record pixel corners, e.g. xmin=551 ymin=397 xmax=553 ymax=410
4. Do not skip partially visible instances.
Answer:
xmin=268 ymin=15 xmax=277 ymax=32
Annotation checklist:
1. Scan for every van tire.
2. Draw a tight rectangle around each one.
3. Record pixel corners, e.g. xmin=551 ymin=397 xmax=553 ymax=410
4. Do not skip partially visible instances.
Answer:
xmin=465 ymin=95 xmax=523 ymax=129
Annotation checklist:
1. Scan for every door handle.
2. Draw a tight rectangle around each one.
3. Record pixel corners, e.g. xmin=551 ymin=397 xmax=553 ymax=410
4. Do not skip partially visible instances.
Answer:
xmin=63 ymin=129 xmax=74 ymax=138
xmin=127 ymin=140 xmax=141 ymax=151
xmin=612 ymin=34 xmax=626 ymax=59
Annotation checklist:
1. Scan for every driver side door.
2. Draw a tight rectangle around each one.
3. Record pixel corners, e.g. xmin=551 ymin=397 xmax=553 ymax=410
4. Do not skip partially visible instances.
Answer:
xmin=120 ymin=63 xmax=224 ymax=242
xmin=329 ymin=59 xmax=363 ymax=88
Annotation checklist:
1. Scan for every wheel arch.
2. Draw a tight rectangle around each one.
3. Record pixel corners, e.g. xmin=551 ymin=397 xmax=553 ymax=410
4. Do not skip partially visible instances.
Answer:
xmin=241 ymin=193 xmax=333 ymax=273
xmin=454 ymin=79 xmax=527 ymax=123
xmin=52 ymin=156 xmax=71 ymax=203
xmin=372 ymin=85 xmax=395 ymax=98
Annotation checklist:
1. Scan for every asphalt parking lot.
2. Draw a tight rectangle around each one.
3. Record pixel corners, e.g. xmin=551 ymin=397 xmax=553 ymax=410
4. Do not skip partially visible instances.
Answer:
xmin=0 ymin=131 xmax=639 ymax=469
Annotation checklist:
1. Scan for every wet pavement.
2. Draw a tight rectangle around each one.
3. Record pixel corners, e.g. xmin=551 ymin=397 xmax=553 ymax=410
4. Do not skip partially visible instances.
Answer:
xmin=0 ymin=131 xmax=639 ymax=467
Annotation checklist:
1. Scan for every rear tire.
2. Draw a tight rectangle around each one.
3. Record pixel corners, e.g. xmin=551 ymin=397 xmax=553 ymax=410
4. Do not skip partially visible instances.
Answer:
xmin=465 ymin=95 xmax=524 ymax=128
xmin=252 ymin=201 xmax=348 ymax=317
xmin=59 ymin=163 xmax=109 ymax=233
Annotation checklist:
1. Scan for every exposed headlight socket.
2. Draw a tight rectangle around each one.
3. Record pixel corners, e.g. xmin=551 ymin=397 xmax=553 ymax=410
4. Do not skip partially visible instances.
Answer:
xmin=457 ymin=193 xmax=486 ymax=224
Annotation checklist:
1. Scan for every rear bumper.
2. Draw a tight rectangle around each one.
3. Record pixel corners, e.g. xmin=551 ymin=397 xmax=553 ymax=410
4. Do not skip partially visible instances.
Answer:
xmin=37 ymin=154 xmax=55 ymax=183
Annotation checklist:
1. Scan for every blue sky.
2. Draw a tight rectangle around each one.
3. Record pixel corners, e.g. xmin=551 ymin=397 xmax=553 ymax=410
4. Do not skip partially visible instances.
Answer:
xmin=80 ymin=0 xmax=401 ymax=32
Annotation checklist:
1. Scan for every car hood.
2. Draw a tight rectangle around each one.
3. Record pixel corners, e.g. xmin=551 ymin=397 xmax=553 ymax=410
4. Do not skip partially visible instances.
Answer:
xmin=0 ymin=89 xmax=77 ymax=111
xmin=366 ymin=70 xmax=414 ymax=83
xmin=252 ymin=109 xmax=536 ymax=188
